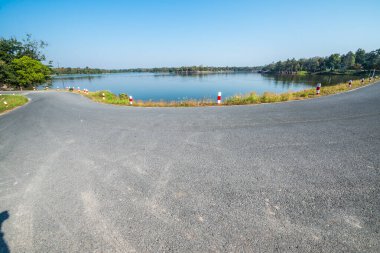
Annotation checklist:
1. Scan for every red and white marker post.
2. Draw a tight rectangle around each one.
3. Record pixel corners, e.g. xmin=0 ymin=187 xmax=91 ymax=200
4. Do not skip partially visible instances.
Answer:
xmin=217 ymin=91 xmax=222 ymax=104
xmin=129 ymin=96 xmax=133 ymax=105
xmin=316 ymin=83 xmax=321 ymax=95
xmin=348 ymin=80 xmax=352 ymax=88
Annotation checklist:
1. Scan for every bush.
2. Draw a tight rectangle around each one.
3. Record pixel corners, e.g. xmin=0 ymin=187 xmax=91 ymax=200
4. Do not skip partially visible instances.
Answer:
xmin=261 ymin=92 xmax=281 ymax=103
xmin=92 ymin=90 xmax=116 ymax=100
xmin=246 ymin=92 xmax=260 ymax=103
xmin=119 ymin=93 xmax=128 ymax=100
xmin=280 ymin=93 xmax=293 ymax=101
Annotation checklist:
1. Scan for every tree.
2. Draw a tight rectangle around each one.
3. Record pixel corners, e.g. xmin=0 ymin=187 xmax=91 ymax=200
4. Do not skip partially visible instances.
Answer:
xmin=363 ymin=50 xmax=380 ymax=70
xmin=0 ymin=35 xmax=50 ymax=88
xmin=342 ymin=51 xmax=355 ymax=69
xmin=0 ymin=34 xmax=47 ymax=63
xmin=327 ymin=54 xmax=341 ymax=70
xmin=20 ymin=34 xmax=48 ymax=61
xmin=355 ymin=48 xmax=366 ymax=66
xmin=8 ymin=56 xmax=51 ymax=89
xmin=0 ymin=38 xmax=23 ymax=64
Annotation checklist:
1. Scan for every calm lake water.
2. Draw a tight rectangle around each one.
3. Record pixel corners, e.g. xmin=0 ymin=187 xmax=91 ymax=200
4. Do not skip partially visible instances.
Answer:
xmin=50 ymin=72 xmax=360 ymax=101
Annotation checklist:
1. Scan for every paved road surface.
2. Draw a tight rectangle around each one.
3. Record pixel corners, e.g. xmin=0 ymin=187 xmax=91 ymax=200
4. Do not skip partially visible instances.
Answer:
xmin=1 ymin=83 xmax=379 ymax=252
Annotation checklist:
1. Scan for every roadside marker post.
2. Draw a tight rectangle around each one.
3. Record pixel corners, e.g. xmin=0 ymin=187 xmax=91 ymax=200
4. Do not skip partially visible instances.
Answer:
xmin=217 ymin=92 xmax=222 ymax=104
xmin=316 ymin=83 xmax=321 ymax=95
xmin=129 ymin=96 xmax=133 ymax=105
xmin=348 ymin=80 xmax=352 ymax=88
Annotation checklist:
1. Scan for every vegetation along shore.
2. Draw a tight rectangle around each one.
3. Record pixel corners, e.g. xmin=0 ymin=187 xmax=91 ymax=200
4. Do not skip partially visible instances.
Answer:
xmin=71 ymin=77 xmax=378 ymax=107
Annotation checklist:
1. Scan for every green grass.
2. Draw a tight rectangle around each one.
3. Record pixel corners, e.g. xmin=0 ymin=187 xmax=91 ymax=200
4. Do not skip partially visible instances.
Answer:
xmin=75 ymin=76 xmax=378 ymax=107
xmin=0 ymin=94 xmax=29 ymax=113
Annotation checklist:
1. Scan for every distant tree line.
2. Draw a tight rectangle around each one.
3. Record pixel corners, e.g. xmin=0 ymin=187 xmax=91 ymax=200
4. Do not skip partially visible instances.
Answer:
xmin=127 ymin=66 xmax=263 ymax=73
xmin=262 ymin=48 xmax=380 ymax=74
xmin=53 ymin=67 xmax=106 ymax=75
xmin=0 ymin=35 xmax=51 ymax=89
xmin=52 ymin=66 xmax=263 ymax=75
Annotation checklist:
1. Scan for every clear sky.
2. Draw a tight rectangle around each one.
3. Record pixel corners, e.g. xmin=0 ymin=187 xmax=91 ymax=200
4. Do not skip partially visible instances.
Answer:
xmin=1 ymin=0 xmax=379 ymax=69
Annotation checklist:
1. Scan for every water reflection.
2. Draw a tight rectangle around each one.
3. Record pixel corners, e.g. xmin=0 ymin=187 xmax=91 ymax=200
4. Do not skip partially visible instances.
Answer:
xmin=47 ymin=72 xmax=361 ymax=101
xmin=262 ymin=73 xmax=362 ymax=86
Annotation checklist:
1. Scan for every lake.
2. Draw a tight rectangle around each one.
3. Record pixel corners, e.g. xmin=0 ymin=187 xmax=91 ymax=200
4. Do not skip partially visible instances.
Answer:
xmin=50 ymin=72 xmax=359 ymax=101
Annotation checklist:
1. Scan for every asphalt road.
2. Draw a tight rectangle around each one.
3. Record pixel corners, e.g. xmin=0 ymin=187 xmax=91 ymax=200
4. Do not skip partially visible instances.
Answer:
xmin=0 ymin=83 xmax=379 ymax=253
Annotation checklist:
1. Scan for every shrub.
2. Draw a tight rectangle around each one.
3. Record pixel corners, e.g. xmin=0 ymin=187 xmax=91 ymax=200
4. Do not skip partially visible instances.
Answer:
xmin=119 ymin=93 xmax=128 ymax=100
xmin=261 ymin=92 xmax=281 ymax=103
xmin=280 ymin=92 xmax=293 ymax=101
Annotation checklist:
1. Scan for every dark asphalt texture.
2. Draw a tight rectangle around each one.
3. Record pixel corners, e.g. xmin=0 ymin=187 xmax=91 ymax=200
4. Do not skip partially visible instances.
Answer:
xmin=0 ymin=83 xmax=380 ymax=252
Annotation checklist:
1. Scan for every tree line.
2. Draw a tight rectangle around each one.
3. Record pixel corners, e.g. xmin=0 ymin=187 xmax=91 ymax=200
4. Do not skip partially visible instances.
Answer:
xmin=262 ymin=48 xmax=380 ymax=74
xmin=52 ymin=66 xmax=262 ymax=75
xmin=0 ymin=35 xmax=51 ymax=89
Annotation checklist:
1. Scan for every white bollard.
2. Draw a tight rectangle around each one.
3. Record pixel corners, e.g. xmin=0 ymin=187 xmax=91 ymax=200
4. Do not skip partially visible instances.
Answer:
xmin=217 ymin=92 xmax=222 ymax=104
xmin=348 ymin=80 xmax=352 ymax=87
xmin=129 ymin=96 xmax=133 ymax=105
xmin=316 ymin=83 xmax=321 ymax=95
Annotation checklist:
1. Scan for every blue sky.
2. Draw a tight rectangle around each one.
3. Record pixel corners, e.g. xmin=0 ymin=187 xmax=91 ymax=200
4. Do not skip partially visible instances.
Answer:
xmin=1 ymin=0 xmax=379 ymax=68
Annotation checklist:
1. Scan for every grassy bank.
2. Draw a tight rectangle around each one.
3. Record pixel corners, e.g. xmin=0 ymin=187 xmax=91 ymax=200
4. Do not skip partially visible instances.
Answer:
xmin=82 ymin=90 xmax=216 ymax=107
xmin=0 ymin=94 xmax=29 ymax=113
xmin=225 ymin=77 xmax=378 ymax=105
xmin=74 ymin=77 xmax=378 ymax=107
